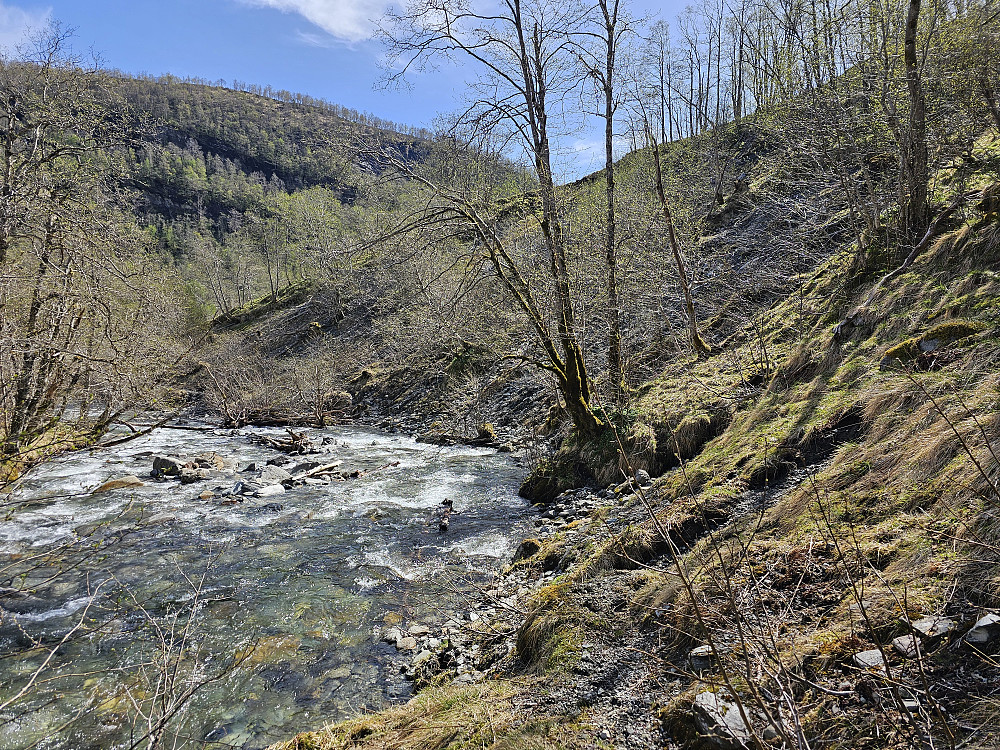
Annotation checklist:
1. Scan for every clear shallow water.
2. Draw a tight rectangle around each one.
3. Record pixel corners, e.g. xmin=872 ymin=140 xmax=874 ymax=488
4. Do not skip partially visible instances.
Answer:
xmin=0 ymin=425 xmax=531 ymax=749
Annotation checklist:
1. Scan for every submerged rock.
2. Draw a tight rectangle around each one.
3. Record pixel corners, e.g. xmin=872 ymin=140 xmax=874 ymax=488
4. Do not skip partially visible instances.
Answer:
xmin=91 ymin=475 xmax=144 ymax=494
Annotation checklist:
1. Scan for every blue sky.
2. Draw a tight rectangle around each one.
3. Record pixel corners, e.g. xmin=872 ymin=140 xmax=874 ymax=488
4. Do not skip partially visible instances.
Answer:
xmin=0 ymin=0 xmax=684 ymax=178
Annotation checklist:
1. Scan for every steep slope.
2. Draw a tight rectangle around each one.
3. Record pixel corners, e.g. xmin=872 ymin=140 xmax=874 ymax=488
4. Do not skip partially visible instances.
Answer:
xmin=115 ymin=76 xmax=430 ymax=224
xmin=266 ymin=141 xmax=1000 ymax=749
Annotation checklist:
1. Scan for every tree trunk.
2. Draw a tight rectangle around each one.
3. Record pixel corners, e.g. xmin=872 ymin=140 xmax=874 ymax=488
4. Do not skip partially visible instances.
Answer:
xmin=649 ymin=135 xmax=710 ymax=355
xmin=600 ymin=0 xmax=626 ymax=404
xmin=900 ymin=0 xmax=929 ymax=236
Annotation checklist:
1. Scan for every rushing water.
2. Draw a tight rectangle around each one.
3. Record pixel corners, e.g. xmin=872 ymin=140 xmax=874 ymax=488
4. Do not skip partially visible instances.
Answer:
xmin=0 ymin=425 xmax=532 ymax=749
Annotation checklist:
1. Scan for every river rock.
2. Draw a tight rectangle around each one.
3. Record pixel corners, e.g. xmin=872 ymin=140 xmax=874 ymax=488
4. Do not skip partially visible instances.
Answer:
xmin=412 ymin=649 xmax=434 ymax=666
xmin=691 ymin=691 xmax=752 ymax=749
xmin=0 ymin=587 xmax=50 ymax=615
xmin=256 ymin=502 xmax=284 ymax=512
xmin=152 ymin=455 xmax=184 ymax=476
xmin=254 ymin=484 xmax=286 ymax=498
xmin=635 ymin=469 xmax=652 ymax=486
xmin=91 ymin=475 xmax=145 ymax=494
xmin=396 ymin=636 xmax=418 ymax=651
xmin=178 ymin=468 xmax=211 ymax=484
xmin=965 ymin=613 xmax=1000 ymax=645
xmin=383 ymin=627 xmax=404 ymax=644
xmin=259 ymin=465 xmax=292 ymax=486
xmin=193 ymin=452 xmax=228 ymax=470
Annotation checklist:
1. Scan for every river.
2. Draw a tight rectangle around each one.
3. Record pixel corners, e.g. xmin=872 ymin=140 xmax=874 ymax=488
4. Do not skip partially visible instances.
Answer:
xmin=0 ymin=425 xmax=533 ymax=749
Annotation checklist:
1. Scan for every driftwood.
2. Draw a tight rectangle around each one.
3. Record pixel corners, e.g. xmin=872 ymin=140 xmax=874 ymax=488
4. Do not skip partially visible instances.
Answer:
xmin=253 ymin=428 xmax=318 ymax=455
xmin=345 ymin=461 xmax=400 ymax=480
xmin=292 ymin=461 xmax=343 ymax=482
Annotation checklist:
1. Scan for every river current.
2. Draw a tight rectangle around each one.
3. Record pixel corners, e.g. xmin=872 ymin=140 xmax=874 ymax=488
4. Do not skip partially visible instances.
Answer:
xmin=0 ymin=425 xmax=532 ymax=749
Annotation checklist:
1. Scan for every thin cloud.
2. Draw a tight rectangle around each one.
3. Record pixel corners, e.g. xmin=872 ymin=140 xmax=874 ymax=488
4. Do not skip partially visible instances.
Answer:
xmin=0 ymin=2 xmax=51 ymax=53
xmin=240 ymin=0 xmax=389 ymax=44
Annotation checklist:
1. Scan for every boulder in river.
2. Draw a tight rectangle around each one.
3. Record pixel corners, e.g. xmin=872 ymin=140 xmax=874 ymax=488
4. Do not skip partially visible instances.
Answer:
xmin=259 ymin=465 xmax=293 ymax=486
xmin=254 ymin=484 xmax=286 ymax=498
xmin=178 ymin=468 xmax=211 ymax=484
xmin=0 ymin=587 xmax=49 ymax=615
xmin=92 ymin=476 xmax=145 ymax=494
xmin=192 ymin=452 xmax=229 ymax=470
xmin=151 ymin=455 xmax=185 ymax=476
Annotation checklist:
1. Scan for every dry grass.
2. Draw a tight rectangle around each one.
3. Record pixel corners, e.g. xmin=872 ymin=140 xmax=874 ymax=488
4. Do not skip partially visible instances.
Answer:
xmin=266 ymin=680 xmax=584 ymax=750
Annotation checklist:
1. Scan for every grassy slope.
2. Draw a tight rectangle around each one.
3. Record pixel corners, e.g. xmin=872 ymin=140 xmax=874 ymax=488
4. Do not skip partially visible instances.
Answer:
xmin=268 ymin=142 xmax=1000 ymax=748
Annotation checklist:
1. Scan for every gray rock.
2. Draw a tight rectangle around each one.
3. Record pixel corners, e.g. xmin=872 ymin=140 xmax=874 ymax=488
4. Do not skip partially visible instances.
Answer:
xmin=691 ymin=691 xmax=752 ymax=749
xmin=635 ymin=469 xmax=652 ymax=486
xmin=852 ymin=649 xmax=888 ymax=671
xmin=909 ymin=615 xmax=956 ymax=640
xmin=193 ymin=452 xmax=228 ymax=470
xmin=690 ymin=644 xmax=715 ymax=671
xmin=178 ymin=468 xmax=211 ymax=484
xmin=382 ymin=627 xmax=403 ymax=645
xmin=0 ymin=587 xmax=48 ymax=615
xmin=412 ymin=649 xmax=434 ymax=666
xmin=152 ymin=455 xmax=184 ymax=476
xmin=254 ymin=484 xmax=286 ymax=498
xmin=259 ymin=465 xmax=292 ymax=486
xmin=409 ymin=624 xmax=431 ymax=637
xmin=290 ymin=460 xmax=324 ymax=474
xmin=892 ymin=635 xmax=921 ymax=659
xmin=762 ymin=725 xmax=782 ymax=742
xmin=965 ymin=613 xmax=1000 ymax=645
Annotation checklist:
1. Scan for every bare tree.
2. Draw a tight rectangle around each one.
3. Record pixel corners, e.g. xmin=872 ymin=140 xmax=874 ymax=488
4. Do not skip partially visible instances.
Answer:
xmin=383 ymin=0 xmax=606 ymax=437
xmin=576 ymin=0 xmax=636 ymax=403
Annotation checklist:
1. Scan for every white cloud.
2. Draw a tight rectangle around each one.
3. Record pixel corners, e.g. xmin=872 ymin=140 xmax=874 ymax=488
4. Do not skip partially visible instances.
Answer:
xmin=240 ymin=0 xmax=388 ymax=44
xmin=0 ymin=2 xmax=51 ymax=53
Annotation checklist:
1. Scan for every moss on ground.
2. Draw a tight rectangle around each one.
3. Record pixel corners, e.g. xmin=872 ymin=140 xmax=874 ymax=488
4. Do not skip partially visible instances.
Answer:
xmin=269 ymin=163 xmax=1000 ymax=750
xmin=265 ymin=680 xmax=590 ymax=750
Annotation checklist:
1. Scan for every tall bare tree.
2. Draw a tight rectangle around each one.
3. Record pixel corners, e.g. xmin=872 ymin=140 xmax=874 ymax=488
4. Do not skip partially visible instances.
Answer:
xmin=577 ymin=0 xmax=635 ymax=403
xmin=383 ymin=0 xmax=605 ymax=437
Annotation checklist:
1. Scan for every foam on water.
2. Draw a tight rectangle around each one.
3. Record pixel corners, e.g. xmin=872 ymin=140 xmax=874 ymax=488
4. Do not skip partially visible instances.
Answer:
xmin=0 ymin=423 xmax=532 ymax=750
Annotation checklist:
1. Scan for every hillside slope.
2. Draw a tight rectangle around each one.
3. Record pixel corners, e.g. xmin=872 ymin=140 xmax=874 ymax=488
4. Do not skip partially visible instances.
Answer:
xmin=267 ymin=146 xmax=1000 ymax=749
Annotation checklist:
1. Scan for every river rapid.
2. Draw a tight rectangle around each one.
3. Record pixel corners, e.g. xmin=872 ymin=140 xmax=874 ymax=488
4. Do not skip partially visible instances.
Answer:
xmin=0 ymin=425 xmax=533 ymax=749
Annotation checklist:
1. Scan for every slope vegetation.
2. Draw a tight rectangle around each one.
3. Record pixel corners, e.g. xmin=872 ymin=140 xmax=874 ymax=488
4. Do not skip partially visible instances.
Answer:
xmin=268 ymin=141 xmax=1000 ymax=749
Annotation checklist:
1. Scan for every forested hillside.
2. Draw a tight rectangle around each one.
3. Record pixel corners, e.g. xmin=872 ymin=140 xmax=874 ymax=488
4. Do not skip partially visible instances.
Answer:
xmin=1 ymin=0 xmax=999 ymax=746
